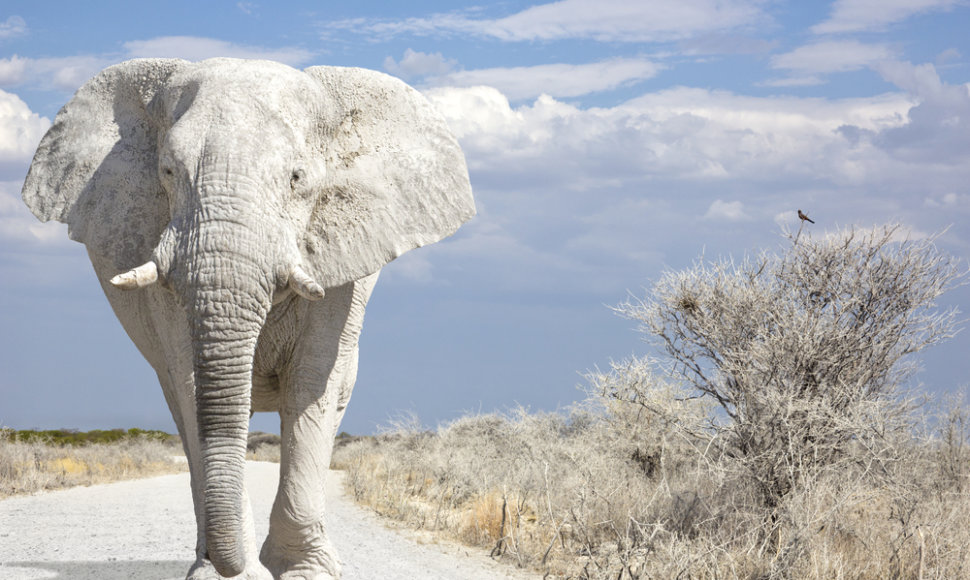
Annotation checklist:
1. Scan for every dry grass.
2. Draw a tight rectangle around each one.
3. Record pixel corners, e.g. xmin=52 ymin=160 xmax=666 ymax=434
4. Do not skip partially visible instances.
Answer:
xmin=0 ymin=428 xmax=284 ymax=499
xmin=0 ymin=431 xmax=187 ymax=498
xmin=247 ymin=443 xmax=282 ymax=462
xmin=332 ymin=397 xmax=970 ymax=580
xmin=247 ymin=431 xmax=282 ymax=462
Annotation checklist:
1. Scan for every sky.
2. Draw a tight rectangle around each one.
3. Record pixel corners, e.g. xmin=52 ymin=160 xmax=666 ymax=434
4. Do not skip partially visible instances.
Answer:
xmin=1 ymin=0 xmax=968 ymax=435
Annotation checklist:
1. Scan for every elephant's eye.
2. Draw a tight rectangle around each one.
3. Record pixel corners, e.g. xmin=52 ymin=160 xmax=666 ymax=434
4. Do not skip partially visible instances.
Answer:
xmin=290 ymin=169 xmax=306 ymax=189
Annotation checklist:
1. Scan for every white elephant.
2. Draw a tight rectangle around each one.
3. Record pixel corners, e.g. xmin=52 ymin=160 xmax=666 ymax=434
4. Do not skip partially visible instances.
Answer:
xmin=21 ymin=58 xmax=474 ymax=579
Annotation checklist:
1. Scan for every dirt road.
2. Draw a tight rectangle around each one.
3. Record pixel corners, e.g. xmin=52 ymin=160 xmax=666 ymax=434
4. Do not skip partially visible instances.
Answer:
xmin=0 ymin=461 xmax=538 ymax=580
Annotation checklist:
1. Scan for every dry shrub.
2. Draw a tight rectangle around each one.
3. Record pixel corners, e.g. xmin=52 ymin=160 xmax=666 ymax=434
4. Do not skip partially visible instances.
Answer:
xmin=332 ymin=403 xmax=710 ymax=577
xmin=247 ymin=442 xmax=282 ymax=462
xmin=333 ymin=391 xmax=970 ymax=579
xmin=0 ymin=432 xmax=186 ymax=498
xmin=616 ymin=224 xmax=964 ymax=511
xmin=332 ymin=224 xmax=970 ymax=579
xmin=247 ymin=431 xmax=282 ymax=462
xmin=461 ymin=490 xmax=507 ymax=544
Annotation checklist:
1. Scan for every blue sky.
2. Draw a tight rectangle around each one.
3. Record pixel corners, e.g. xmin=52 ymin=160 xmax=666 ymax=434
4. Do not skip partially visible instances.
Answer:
xmin=1 ymin=0 xmax=968 ymax=435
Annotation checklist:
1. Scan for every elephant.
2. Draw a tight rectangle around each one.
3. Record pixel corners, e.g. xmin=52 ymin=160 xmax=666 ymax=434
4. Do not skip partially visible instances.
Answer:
xmin=21 ymin=58 xmax=475 ymax=579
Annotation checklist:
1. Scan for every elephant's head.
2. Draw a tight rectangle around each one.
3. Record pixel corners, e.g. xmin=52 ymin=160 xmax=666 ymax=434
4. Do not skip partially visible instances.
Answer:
xmin=22 ymin=58 xmax=474 ymax=576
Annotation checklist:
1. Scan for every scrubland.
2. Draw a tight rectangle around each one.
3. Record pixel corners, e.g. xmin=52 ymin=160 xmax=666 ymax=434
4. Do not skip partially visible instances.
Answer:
xmin=247 ymin=430 xmax=283 ymax=462
xmin=333 ymin=397 xmax=970 ymax=579
xmin=0 ymin=428 xmax=285 ymax=498
xmin=0 ymin=428 xmax=186 ymax=497
xmin=333 ymin=226 xmax=970 ymax=579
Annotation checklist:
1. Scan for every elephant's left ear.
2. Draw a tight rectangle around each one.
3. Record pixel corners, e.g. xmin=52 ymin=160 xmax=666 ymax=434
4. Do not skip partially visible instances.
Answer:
xmin=302 ymin=66 xmax=475 ymax=288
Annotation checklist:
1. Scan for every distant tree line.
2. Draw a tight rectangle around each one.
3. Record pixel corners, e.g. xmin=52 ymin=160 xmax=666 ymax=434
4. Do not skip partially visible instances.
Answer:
xmin=1 ymin=428 xmax=178 ymax=446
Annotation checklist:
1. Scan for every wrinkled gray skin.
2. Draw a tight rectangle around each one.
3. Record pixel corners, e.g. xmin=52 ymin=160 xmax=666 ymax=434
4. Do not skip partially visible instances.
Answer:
xmin=22 ymin=58 xmax=474 ymax=580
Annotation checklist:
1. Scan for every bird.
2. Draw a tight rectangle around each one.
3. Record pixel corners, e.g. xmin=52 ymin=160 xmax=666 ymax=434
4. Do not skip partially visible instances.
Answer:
xmin=798 ymin=209 xmax=815 ymax=224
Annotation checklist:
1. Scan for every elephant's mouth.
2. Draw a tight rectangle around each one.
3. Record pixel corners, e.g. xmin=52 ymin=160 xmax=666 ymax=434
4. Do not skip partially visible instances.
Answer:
xmin=111 ymin=259 xmax=324 ymax=300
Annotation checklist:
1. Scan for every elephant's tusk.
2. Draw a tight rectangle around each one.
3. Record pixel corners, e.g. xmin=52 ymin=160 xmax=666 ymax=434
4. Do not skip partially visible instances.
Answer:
xmin=288 ymin=265 xmax=325 ymax=300
xmin=110 ymin=261 xmax=159 ymax=290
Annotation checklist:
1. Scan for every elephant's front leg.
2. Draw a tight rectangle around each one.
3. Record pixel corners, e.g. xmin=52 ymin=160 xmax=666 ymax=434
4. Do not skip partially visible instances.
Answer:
xmin=260 ymin=275 xmax=377 ymax=580
xmin=260 ymin=375 xmax=347 ymax=580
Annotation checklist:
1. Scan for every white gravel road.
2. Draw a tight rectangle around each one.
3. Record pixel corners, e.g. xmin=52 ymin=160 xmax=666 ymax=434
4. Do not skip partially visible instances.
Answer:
xmin=0 ymin=461 xmax=540 ymax=580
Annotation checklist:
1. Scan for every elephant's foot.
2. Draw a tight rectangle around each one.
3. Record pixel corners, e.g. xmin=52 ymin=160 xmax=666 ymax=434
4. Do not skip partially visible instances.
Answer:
xmin=260 ymin=529 xmax=341 ymax=580
xmin=186 ymin=557 xmax=274 ymax=580
xmin=259 ymin=549 xmax=341 ymax=580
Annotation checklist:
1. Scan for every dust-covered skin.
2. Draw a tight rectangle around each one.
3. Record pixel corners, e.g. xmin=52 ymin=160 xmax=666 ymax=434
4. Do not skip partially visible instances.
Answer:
xmin=20 ymin=58 xmax=474 ymax=579
xmin=0 ymin=463 xmax=539 ymax=580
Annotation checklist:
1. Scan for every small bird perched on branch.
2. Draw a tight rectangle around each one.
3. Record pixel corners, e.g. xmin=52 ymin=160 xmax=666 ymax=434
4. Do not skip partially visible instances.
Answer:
xmin=798 ymin=209 xmax=815 ymax=224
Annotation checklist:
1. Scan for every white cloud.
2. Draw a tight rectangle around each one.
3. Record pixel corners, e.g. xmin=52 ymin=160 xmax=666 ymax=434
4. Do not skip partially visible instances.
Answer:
xmin=875 ymin=60 xmax=947 ymax=98
xmin=925 ymin=192 xmax=970 ymax=210
xmin=762 ymin=75 xmax=826 ymax=87
xmin=420 ymin=76 xmax=970 ymax=294
xmin=704 ymin=200 xmax=749 ymax=221
xmin=122 ymin=37 xmax=314 ymax=66
xmin=768 ymin=41 xmax=895 ymax=85
xmin=0 ymin=181 xmax=68 ymax=244
xmin=0 ymin=15 xmax=27 ymax=40
xmin=0 ymin=55 xmax=109 ymax=91
xmin=421 ymin=80 xmax=970 ymax=216
xmin=0 ymin=89 xmax=50 ymax=171
xmin=45 ymin=56 xmax=113 ymax=91
xmin=0 ymin=94 xmax=67 ymax=246
xmin=872 ymin=61 xmax=970 ymax=163
xmin=383 ymin=49 xmax=457 ymax=80
xmin=483 ymin=0 xmax=770 ymax=42
xmin=324 ymin=0 xmax=772 ymax=43
xmin=812 ymin=0 xmax=964 ymax=34
xmin=936 ymin=48 xmax=962 ymax=67
xmin=0 ymin=37 xmax=315 ymax=92
xmin=427 ymin=58 xmax=662 ymax=100
xmin=0 ymin=55 xmax=28 ymax=86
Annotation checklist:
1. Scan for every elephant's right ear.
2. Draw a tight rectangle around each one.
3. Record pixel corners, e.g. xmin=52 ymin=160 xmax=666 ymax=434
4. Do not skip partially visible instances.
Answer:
xmin=22 ymin=58 xmax=187 ymax=269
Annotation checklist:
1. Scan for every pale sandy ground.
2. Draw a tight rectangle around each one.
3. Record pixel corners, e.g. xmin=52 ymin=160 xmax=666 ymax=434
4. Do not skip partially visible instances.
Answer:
xmin=0 ymin=461 xmax=541 ymax=580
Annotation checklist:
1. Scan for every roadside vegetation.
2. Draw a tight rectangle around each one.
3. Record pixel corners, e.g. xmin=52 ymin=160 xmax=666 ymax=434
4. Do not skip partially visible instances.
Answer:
xmin=247 ymin=431 xmax=282 ymax=462
xmin=0 ymin=428 xmax=285 ymax=499
xmin=332 ymin=225 xmax=970 ymax=579
xmin=0 ymin=428 xmax=186 ymax=498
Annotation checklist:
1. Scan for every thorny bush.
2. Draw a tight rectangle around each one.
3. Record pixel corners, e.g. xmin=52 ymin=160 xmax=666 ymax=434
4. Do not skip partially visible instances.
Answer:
xmin=333 ymin=224 xmax=969 ymax=579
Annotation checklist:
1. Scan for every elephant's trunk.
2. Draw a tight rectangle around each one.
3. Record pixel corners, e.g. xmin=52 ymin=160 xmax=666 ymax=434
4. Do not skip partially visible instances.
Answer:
xmin=184 ymin=239 xmax=273 ymax=578
xmin=122 ymin=165 xmax=324 ymax=577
